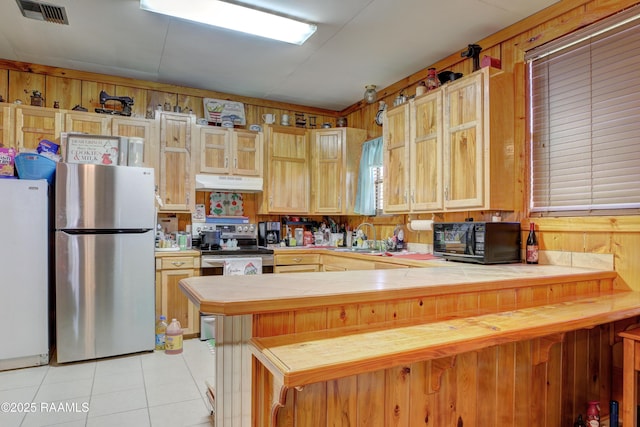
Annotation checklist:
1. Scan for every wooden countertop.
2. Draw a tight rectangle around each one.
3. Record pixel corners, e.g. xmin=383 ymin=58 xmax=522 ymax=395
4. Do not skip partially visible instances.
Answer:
xmin=251 ymin=289 xmax=640 ymax=389
xmin=179 ymin=264 xmax=617 ymax=316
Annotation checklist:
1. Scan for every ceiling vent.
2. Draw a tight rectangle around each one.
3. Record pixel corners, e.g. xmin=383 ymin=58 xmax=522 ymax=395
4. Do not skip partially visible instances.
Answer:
xmin=15 ymin=0 xmax=69 ymax=25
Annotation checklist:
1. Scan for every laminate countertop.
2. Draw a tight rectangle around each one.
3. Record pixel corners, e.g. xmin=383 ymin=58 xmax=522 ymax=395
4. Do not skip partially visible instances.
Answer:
xmin=179 ymin=264 xmax=617 ymax=316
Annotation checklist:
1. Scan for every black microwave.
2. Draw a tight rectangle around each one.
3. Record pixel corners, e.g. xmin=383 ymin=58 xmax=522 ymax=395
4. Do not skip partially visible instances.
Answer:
xmin=433 ymin=222 xmax=521 ymax=264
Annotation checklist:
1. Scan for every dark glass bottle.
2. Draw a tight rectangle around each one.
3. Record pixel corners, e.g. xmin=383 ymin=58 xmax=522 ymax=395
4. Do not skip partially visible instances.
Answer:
xmin=526 ymin=222 xmax=539 ymax=264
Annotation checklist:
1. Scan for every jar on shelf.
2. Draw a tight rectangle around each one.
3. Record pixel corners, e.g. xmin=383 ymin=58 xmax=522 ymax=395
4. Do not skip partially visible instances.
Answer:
xmin=426 ymin=67 xmax=440 ymax=92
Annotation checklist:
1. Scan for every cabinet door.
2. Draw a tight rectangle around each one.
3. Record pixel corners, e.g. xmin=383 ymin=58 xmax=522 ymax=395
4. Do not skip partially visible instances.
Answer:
xmin=159 ymin=113 xmax=194 ymax=211
xmin=232 ymin=129 xmax=262 ymax=176
xmin=64 ymin=112 xmax=111 ymax=135
xmin=311 ymin=128 xmax=344 ymax=214
xmin=444 ymin=72 xmax=484 ymax=209
xmin=265 ymin=126 xmax=309 ymax=213
xmin=112 ymin=116 xmax=159 ymax=170
xmin=383 ymin=103 xmax=410 ymax=213
xmin=15 ymin=105 xmax=62 ymax=151
xmin=0 ymin=103 xmax=15 ymax=148
xmin=410 ymin=91 xmax=443 ymax=211
xmin=159 ymin=268 xmax=199 ymax=335
xmin=198 ymin=126 xmax=230 ymax=174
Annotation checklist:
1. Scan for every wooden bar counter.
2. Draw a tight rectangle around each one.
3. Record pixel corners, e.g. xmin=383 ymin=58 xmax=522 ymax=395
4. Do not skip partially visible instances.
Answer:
xmin=179 ymin=264 xmax=638 ymax=426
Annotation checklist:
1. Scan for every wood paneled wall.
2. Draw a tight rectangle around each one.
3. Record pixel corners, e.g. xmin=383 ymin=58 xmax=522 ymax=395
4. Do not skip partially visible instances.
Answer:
xmin=0 ymin=60 xmax=338 ymax=131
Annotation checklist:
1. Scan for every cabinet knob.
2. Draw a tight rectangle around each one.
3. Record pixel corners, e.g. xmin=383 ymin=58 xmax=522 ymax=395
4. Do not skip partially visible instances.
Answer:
xmin=224 ymin=157 xmax=229 ymax=168
xmin=172 ymin=261 xmax=185 ymax=267
xmin=293 ymin=258 xmax=302 ymax=263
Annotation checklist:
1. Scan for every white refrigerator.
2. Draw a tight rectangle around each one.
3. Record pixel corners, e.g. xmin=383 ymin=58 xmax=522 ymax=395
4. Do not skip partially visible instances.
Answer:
xmin=0 ymin=179 xmax=51 ymax=371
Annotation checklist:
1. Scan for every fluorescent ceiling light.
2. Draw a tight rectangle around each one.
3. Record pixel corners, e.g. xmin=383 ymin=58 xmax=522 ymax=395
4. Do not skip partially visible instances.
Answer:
xmin=140 ymin=0 xmax=317 ymax=45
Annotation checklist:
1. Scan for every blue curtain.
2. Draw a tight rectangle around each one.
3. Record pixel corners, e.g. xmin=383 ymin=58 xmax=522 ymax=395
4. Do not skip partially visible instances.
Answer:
xmin=354 ymin=137 xmax=384 ymax=216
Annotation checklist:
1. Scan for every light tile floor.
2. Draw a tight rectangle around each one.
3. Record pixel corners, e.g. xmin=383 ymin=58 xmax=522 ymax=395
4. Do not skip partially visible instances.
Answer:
xmin=0 ymin=339 xmax=216 ymax=427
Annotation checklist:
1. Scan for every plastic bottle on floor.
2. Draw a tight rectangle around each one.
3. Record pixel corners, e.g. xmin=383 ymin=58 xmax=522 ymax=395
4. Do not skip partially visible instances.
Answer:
xmin=155 ymin=315 xmax=168 ymax=350
xmin=165 ymin=318 xmax=183 ymax=354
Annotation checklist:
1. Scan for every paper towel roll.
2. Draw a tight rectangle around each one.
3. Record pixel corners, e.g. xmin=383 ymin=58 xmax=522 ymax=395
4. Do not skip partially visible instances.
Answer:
xmin=408 ymin=220 xmax=433 ymax=231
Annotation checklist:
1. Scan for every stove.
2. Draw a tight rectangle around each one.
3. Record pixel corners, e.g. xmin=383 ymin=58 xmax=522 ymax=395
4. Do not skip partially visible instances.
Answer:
xmin=192 ymin=222 xmax=274 ymax=269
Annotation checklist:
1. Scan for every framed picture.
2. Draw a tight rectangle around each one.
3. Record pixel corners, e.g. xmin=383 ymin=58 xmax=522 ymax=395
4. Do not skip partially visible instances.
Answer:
xmin=203 ymin=98 xmax=246 ymax=126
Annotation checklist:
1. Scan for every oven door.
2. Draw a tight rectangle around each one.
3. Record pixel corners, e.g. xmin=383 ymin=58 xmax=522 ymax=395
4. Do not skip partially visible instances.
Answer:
xmin=201 ymin=254 xmax=274 ymax=275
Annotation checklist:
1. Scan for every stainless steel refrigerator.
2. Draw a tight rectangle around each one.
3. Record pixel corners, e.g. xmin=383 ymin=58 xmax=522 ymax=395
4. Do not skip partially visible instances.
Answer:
xmin=55 ymin=163 xmax=155 ymax=363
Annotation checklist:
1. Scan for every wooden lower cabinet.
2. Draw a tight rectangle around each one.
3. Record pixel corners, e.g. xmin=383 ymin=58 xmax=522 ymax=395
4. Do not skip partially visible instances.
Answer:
xmin=274 ymin=253 xmax=320 ymax=273
xmin=155 ymin=253 xmax=200 ymax=336
xmin=321 ymin=254 xmax=374 ymax=271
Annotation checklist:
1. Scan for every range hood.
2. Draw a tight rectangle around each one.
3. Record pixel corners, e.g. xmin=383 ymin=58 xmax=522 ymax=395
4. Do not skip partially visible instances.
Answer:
xmin=195 ymin=174 xmax=263 ymax=193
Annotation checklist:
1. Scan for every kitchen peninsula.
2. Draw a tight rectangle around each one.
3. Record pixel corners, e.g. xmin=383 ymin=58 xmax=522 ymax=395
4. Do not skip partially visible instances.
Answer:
xmin=179 ymin=263 xmax=639 ymax=426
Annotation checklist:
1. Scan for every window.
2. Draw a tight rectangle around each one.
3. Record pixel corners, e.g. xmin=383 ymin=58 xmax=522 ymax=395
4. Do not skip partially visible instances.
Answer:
xmin=354 ymin=137 xmax=384 ymax=216
xmin=526 ymin=6 xmax=640 ymax=215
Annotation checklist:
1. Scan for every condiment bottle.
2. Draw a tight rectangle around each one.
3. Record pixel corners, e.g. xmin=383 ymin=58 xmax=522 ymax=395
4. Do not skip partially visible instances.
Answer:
xmin=586 ymin=401 xmax=600 ymax=427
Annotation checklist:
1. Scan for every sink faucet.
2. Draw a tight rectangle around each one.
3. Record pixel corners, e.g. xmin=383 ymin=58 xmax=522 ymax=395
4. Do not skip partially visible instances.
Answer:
xmin=355 ymin=222 xmax=376 ymax=250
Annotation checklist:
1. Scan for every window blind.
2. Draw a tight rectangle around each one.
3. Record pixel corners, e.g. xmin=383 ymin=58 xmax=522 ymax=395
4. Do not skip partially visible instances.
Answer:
xmin=526 ymin=6 xmax=640 ymax=214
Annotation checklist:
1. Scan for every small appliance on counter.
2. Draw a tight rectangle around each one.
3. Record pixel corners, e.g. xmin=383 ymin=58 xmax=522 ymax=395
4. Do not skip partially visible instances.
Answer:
xmin=258 ymin=221 xmax=281 ymax=247
xmin=433 ymin=221 xmax=521 ymax=264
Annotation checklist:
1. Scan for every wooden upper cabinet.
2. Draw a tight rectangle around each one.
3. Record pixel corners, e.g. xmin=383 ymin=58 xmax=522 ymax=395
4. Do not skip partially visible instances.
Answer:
xmin=233 ymin=129 xmax=262 ymax=176
xmin=310 ymin=127 xmax=366 ymax=215
xmin=410 ymin=90 xmax=443 ymax=212
xmin=443 ymin=72 xmax=483 ymax=209
xmin=197 ymin=126 xmax=262 ymax=176
xmin=383 ymin=102 xmax=410 ymax=213
xmin=443 ymin=67 xmax=514 ymax=211
xmin=260 ymin=125 xmax=309 ymax=214
xmin=383 ymin=67 xmax=514 ymax=214
xmin=64 ymin=111 xmax=111 ymax=135
xmin=0 ymin=102 xmax=15 ymax=149
xmin=158 ymin=112 xmax=194 ymax=212
xmin=14 ymin=105 xmax=62 ymax=151
xmin=197 ymin=126 xmax=229 ymax=174
xmin=111 ymin=116 xmax=158 ymax=169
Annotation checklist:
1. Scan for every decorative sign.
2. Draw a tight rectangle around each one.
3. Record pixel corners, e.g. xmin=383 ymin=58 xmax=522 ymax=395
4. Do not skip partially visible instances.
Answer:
xmin=203 ymin=98 xmax=246 ymax=125
xmin=65 ymin=134 xmax=123 ymax=165
xmin=210 ymin=192 xmax=244 ymax=216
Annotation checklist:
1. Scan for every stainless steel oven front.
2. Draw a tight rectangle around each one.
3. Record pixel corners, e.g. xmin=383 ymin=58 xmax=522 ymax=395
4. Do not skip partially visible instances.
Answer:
xmin=200 ymin=253 xmax=274 ymax=275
